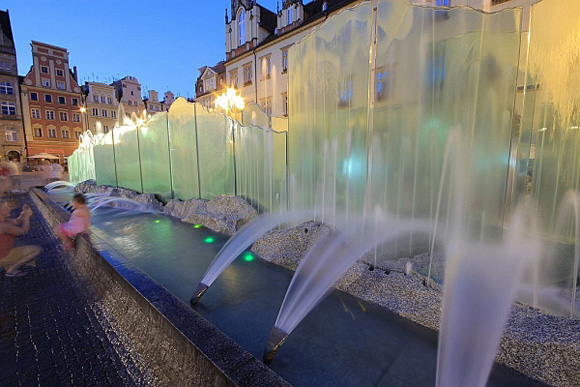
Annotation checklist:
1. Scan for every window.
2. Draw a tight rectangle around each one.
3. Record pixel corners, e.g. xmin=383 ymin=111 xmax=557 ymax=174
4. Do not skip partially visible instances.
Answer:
xmin=427 ymin=43 xmax=445 ymax=90
xmin=42 ymin=79 xmax=50 ymax=87
xmin=282 ymin=93 xmax=288 ymax=116
xmin=322 ymin=2 xmax=327 ymax=11
xmin=57 ymin=81 xmax=65 ymax=89
xmin=58 ymin=96 xmax=66 ymax=104
xmin=107 ymin=97 xmax=112 ymax=104
xmin=229 ymin=69 xmax=239 ymax=88
xmin=0 ymin=81 xmax=14 ymax=95
xmin=30 ymin=92 xmax=38 ymax=101
xmin=130 ymin=91 xmax=134 ymax=96
xmin=34 ymin=127 xmax=43 ymax=137
xmin=31 ymin=108 xmax=41 ymax=119
xmin=71 ymin=98 xmax=78 ymax=106
xmin=338 ymin=76 xmax=353 ymax=106
xmin=239 ymin=9 xmax=246 ymax=46
xmin=288 ymin=7 xmax=293 ymax=24
xmin=93 ymin=94 xmax=99 ymax=103
xmin=111 ymin=110 xmax=117 ymax=119
xmin=62 ymin=129 xmax=70 ymax=139
xmin=282 ymin=48 xmax=289 ymax=72
xmin=376 ymin=66 xmax=393 ymax=101
xmin=48 ymin=128 xmax=57 ymax=138
xmin=73 ymin=113 xmax=81 ymax=122
xmin=123 ymin=84 xmax=127 ymax=88
xmin=260 ymin=97 xmax=272 ymax=116
xmin=92 ymin=108 xmax=99 ymax=116
xmin=5 ymin=127 xmax=17 ymax=142
xmin=103 ymin=125 xmax=109 ymax=133
xmin=74 ymin=131 xmax=82 ymax=139
xmin=101 ymin=109 xmax=108 ymax=117
xmin=45 ymin=94 xmax=52 ymax=103
xmin=435 ymin=0 xmax=450 ymax=5
xmin=0 ymin=61 xmax=11 ymax=71
xmin=243 ymin=63 xmax=253 ymax=85
xmin=101 ymin=96 xmax=106 ymax=103
xmin=1 ymin=102 xmax=15 ymax=115
xmin=56 ymin=69 xmax=64 ymax=76
xmin=41 ymin=66 xmax=49 ymax=74
xmin=261 ymin=55 xmax=272 ymax=80
xmin=60 ymin=112 xmax=68 ymax=121
xmin=46 ymin=110 xmax=55 ymax=120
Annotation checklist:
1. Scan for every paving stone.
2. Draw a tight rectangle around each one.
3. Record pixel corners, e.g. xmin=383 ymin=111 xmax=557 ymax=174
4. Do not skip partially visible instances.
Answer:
xmin=0 ymin=197 xmax=144 ymax=385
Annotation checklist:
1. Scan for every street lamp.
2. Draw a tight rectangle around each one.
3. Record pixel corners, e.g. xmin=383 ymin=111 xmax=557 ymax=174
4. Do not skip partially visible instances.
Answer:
xmin=215 ymin=87 xmax=245 ymax=118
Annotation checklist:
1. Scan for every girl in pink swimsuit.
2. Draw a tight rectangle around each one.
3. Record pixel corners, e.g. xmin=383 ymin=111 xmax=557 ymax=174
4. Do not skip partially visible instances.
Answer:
xmin=55 ymin=193 xmax=91 ymax=251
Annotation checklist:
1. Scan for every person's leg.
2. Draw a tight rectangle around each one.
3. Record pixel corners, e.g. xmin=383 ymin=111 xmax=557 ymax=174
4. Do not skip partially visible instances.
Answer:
xmin=54 ymin=224 xmax=74 ymax=250
xmin=4 ymin=246 xmax=42 ymax=276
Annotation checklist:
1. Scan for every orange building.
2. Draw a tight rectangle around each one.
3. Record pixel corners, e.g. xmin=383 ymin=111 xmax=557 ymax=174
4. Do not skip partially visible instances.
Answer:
xmin=20 ymin=41 xmax=86 ymax=163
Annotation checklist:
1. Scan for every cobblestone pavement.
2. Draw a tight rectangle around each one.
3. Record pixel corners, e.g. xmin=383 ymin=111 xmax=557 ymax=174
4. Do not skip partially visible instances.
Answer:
xmin=0 ymin=195 xmax=144 ymax=386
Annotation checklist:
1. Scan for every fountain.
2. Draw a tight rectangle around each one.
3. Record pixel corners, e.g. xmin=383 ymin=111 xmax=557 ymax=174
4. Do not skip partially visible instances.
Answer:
xmin=62 ymin=0 xmax=580 ymax=385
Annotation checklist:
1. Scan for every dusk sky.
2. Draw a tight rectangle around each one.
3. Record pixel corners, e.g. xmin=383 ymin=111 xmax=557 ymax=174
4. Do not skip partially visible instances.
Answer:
xmin=3 ymin=0 xmax=279 ymax=100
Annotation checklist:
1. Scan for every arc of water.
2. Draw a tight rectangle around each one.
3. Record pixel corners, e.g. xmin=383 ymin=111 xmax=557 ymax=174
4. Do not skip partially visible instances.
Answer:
xmin=190 ymin=210 xmax=316 ymax=305
xmin=435 ymin=202 xmax=540 ymax=387
xmin=45 ymin=181 xmax=76 ymax=191
xmin=88 ymin=196 xmax=150 ymax=213
xmin=265 ymin=214 xmax=432 ymax=363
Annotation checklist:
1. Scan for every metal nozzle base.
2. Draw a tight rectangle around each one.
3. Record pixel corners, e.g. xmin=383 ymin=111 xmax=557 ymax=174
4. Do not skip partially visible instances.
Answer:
xmin=190 ymin=283 xmax=209 ymax=305
xmin=263 ymin=326 xmax=289 ymax=365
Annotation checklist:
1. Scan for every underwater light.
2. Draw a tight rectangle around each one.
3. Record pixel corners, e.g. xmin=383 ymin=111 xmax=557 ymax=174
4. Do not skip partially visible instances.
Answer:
xmin=204 ymin=236 xmax=215 ymax=243
xmin=243 ymin=252 xmax=255 ymax=262
xmin=155 ymin=220 xmax=161 ymax=224
xmin=194 ymin=224 xmax=202 ymax=229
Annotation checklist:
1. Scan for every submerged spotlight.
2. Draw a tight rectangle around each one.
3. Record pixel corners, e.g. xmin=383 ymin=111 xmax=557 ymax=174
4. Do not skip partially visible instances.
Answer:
xmin=194 ymin=224 xmax=202 ymax=229
xmin=155 ymin=220 xmax=161 ymax=224
xmin=243 ymin=252 xmax=255 ymax=262
xmin=204 ymin=236 xmax=215 ymax=243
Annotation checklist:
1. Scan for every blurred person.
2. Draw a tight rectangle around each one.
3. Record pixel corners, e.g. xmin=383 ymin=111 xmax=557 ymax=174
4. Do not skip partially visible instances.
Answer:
xmin=49 ymin=160 xmax=63 ymax=182
xmin=7 ymin=156 xmax=21 ymax=193
xmin=0 ymin=200 xmax=42 ymax=277
xmin=54 ymin=193 xmax=90 ymax=251
xmin=40 ymin=160 xmax=51 ymax=185
xmin=0 ymin=161 xmax=9 ymax=197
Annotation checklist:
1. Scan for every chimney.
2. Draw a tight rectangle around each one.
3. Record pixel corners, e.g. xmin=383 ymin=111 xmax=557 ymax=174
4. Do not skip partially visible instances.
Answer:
xmin=73 ymin=66 xmax=78 ymax=82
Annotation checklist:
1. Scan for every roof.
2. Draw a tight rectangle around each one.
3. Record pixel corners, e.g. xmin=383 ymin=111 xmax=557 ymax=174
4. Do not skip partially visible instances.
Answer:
xmin=258 ymin=5 xmax=277 ymax=32
xmin=0 ymin=10 xmax=14 ymax=43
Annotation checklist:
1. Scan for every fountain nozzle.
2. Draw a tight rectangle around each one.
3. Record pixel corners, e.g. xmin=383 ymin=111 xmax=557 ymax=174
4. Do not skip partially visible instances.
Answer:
xmin=263 ymin=326 xmax=289 ymax=365
xmin=190 ymin=283 xmax=209 ymax=305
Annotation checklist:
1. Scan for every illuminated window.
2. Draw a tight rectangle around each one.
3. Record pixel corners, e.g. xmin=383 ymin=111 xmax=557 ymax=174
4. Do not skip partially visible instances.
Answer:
xmin=5 ymin=127 xmax=17 ymax=142
xmin=62 ymin=129 xmax=70 ymax=139
xmin=239 ymin=9 xmax=246 ymax=46
xmin=243 ymin=63 xmax=253 ymax=85
xmin=31 ymin=109 xmax=41 ymax=119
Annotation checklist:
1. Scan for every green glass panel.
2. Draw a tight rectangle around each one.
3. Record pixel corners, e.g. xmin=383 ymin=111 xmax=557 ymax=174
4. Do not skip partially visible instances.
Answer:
xmin=195 ymin=104 xmax=235 ymax=199
xmin=139 ymin=112 xmax=172 ymax=200
xmin=93 ymin=131 xmax=117 ymax=187
xmin=168 ymin=98 xmax=199 ymax=200
xmin=113 ymin=125 xmax=143 ymax=193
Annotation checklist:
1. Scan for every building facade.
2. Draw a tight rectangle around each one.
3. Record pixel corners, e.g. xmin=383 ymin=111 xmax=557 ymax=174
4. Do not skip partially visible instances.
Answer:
xmin=0 ymin=10 xmax=25 ymax=162
xmin=225 ymin=0 xmax=360 ymax=119
xmin=112 ymin=75 xmax=144 ymax=119
xmin=82 ymin=81 xmax=118 ymax=134
xmin=144 ymin=90 xmax=175 ymax=115
xmin=195 ymin=62 xmax=226 ymax=110
xmin=20 ymin=41 xmax=85 ymax=162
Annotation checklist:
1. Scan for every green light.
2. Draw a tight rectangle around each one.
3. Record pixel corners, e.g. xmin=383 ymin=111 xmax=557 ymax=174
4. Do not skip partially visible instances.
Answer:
xmin=243 ymin=252 xmax=255 ymax=262
xmin=155 ymin=220 xmax=161 ymax=224
xmin=194 ymin=224 xmax=202 ymax=229
xmin=204 ymin=236 xmax=215 ymax=243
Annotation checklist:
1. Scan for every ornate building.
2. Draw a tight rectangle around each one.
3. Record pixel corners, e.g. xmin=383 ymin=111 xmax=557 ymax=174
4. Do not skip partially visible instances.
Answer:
xmin=112 ymin=75 xmax=144 ymax=119
xmin=82 ymin=81 xmax=118 ymax=134
xmin=224 ymin=0 xmax=360 ymax=118
xmin=195 ymin=61 xmax=226 ymax=110
xmin=0 ymin=10 xmax=25 ymax=162
xmin=20 ymin=41 xmax=85 ymax=162
xmin=144 ymin=90 xmax=175 ymax=115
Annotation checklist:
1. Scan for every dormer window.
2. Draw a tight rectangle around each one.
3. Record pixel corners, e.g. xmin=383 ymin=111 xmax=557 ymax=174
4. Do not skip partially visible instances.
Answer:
xmin=239 ymin=9 xmax=246 ymax=46
xmin=288 ymin=7 xmax=293 ymax=24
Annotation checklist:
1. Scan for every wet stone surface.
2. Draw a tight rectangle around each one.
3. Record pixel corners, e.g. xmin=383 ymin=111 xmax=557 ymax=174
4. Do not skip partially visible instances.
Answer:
xmin=0 ymin=196 xmax=145 ymax=386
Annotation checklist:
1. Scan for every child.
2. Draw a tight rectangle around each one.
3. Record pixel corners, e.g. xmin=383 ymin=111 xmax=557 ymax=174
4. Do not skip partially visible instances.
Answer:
xmin=55 ymin=193 xmax=91 ymax=251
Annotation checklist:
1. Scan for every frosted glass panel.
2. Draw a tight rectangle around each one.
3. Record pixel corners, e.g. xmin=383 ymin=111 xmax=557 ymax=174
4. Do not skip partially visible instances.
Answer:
xmin=169 ymin=99 xmax=199 ymax=200
xmin=139 ymin=112 xmax=172 ymax=200
xmin=288 ymin=0 xmax=521 ymax=259
xmin=93 ymin=131 xmax=117 ymax=187
xmin=235 ymin=125 xmax=287 ymax=213
xmin=113 ymin=126 xmax=143 ymax=193
xmin=195 ymin=105 xmax=235 ymax=199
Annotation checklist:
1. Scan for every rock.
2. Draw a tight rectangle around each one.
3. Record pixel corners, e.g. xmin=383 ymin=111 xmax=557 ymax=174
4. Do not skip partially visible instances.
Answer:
xmin=181 ymin=195 xmax=257 ymax=235
xmin=251 ymin=221 xmax=332 ymax=269
xmin=73 ymin=180 xmax=97 ymax=193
